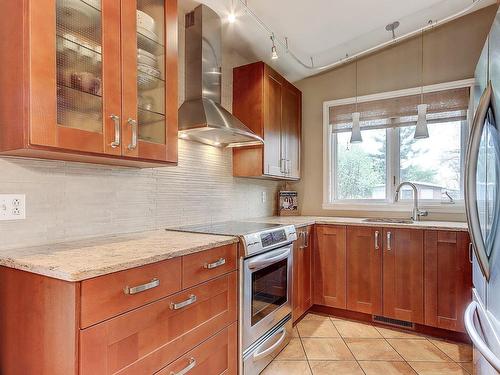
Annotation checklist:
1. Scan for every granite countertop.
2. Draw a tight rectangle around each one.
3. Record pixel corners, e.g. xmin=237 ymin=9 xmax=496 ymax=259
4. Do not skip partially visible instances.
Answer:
xmin=0 ymin=216 xmax=467 ymax=282
xmin=249 ymin=216 xmax=469 ymax=231
xmin=0 ymin=230 xmax=238 ymax=282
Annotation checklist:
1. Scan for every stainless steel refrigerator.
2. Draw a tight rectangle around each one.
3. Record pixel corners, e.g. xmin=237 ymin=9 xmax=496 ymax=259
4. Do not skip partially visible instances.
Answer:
xmin=465 ymin=8 xmax=500 ymax=374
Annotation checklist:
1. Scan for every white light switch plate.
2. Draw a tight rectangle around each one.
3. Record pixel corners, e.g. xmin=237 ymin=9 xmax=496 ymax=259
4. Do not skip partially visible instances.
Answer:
xmin=0 ymin=194 xmax=26 ymax=220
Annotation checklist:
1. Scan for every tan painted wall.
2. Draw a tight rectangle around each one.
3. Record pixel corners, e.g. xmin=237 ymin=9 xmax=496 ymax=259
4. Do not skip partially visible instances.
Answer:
xmin=292 ymin=5 xmax=498 ymax=221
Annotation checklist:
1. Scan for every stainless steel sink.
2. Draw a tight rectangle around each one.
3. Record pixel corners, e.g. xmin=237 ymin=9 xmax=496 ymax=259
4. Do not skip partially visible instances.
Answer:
xmin=363 ymin=218 xmax=414 ymax=224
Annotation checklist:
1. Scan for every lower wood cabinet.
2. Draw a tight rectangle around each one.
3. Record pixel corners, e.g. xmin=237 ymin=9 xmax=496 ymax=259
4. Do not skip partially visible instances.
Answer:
xmin=315 ymin=225 xmax=470 ymax=333
xmin=346 ymin=226 xmax=382 ymax=315
xmin=293 ymin=225 xmax=313 ymax=322
xmin=0 ymin=243 xmax=238 ymax=375
xmin=80 ymin=272 xmax=237 ymax=374
xmin=382 ymin=228 xmax=424 ymax=324
xmin=313 ymin=225 xmax=347 ymax=309
xmin=425 ymin=230 xmax=472 ymax=332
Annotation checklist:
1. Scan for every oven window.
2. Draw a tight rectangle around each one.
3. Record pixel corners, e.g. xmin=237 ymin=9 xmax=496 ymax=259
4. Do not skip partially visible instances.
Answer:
xmin=251 ymin=258 xmax=288 ymax=326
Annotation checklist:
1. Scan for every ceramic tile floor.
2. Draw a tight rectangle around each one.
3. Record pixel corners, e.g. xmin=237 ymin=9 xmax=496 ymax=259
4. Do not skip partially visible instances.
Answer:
xmin=262 ymin=313 xmax=473 ymax=375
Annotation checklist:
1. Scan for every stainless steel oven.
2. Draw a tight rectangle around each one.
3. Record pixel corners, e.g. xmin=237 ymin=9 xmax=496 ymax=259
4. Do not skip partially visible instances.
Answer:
xmin=167 ymin=221 xmax=297 ymax=375
xmin=241 ymin=244 xmax=293 ymax=351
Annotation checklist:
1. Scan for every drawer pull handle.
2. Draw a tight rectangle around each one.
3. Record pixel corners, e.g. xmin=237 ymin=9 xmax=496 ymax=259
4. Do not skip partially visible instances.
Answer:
xmin=387 ymin=231 xmax=392 ymax=251
xmin=123 ymin=278 xmax=160 ymax=295
xmin=204 ymin=258 xmax=226 ymax=269
xmin=374 ymin=231 xmax=380 ymax=250
xmin=170 ymin=294 xmax=197 ymax=310
xmin=170 ymin=357 xmax=196 ymax=375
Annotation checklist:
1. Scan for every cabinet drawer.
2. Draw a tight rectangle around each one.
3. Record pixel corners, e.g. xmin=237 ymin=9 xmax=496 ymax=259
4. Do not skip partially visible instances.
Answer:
xmin=79 ymin=272 xmax=237 ymax=375
xmin=80 ymin=258 xmax=182 ymax=328
xmin=155 ymin=322 xmax=237 ymax=375
xmin=182 ymin=244 xmax=237 ymax=289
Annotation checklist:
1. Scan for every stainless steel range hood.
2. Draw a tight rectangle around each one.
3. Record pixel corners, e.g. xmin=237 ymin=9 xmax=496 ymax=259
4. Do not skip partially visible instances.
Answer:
xmin=178 ymin=5 xmax=263 ymax=148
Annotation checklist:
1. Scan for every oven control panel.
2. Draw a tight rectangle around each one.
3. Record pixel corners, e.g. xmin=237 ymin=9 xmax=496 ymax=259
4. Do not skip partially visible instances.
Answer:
xmin=242 ymin=225 xmax=297 ymax=257
xmin=260 ymin=229 xmax=286 ymax=247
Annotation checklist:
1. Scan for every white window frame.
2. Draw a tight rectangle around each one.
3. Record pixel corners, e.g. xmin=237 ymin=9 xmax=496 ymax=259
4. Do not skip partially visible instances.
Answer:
xmin=322 ymin=78 xmax=475 ymax=213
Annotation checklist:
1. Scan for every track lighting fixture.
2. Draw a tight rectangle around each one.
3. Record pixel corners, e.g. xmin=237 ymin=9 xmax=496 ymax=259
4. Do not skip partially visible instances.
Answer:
xmin=270 ymin=34 xmax=278 ymax=60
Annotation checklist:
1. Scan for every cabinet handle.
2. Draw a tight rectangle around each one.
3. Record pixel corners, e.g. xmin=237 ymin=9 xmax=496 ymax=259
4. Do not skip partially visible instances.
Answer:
xmin=170 ymin=357 xmax=196 ymax=375
xmin=469 ymin=242 xmax=474 ymax=264
xmin=170 ymin=294 xmax=197 ymax=310
xmin=303 ymin=230 xmax=309 ymax=248
xmin=280 ymin=158 xmax=286 ymax=174
xmin=374 ymin=231 xmax=379 ymax=250
xmin=110 ymin=114 xmax=120 ymax=148
xmin=204 ymin=258 xmax=226 ymax=269
xmin=387 ymin=231 xmax=392 ymax=251
xmin=127 ymin=118 xmax=138 ymax=150
xmin=123 ymin=278 xmax=160 ymax=295
xmin=298 ymin=231 xmax=304 ymax=249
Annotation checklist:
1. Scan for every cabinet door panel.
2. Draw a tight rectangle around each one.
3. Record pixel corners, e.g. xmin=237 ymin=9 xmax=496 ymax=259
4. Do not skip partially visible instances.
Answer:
xmin=302 ymin=226 xmax=313 ymax=313
xmin=121 ymin=0 xmax=177 ymax=162
xmin=293 ymin=226 xmax=313 ymax=322
xmin=383 ymin=228 xmax=424 ymax=323
xmin=263 ymin=66 xmax=284 ymax=177
xmin=282 ymin=82 xmax=301 ymax=179
xmin=30 ymin=0 xmax=121 ymax=155
xmin=313 ymin=225 xmax=346 ymax=309
xmin=346 ymin=226 xmax=382 ymax=315
xmin=424 ymin=231 xmax=471 ymax=332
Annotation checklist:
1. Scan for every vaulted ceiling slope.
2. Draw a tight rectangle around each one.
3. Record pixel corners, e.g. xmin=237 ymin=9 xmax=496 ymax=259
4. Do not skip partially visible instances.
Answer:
xmin=194 ymin=0 xmax=496 ymax=81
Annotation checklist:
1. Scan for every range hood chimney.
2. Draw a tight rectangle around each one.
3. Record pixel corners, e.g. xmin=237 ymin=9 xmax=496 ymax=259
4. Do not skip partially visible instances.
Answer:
xmin=178 ymin=5 xmax=263 ymax=148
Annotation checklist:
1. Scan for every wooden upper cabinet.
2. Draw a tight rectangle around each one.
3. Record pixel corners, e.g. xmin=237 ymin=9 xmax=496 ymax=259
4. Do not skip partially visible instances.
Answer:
xmin=313 ymin=225 xmax=346 ymax=309
xmin=424 ymin=230 xmax=472 ymax=332
xmin=281 ymin=81 xmax=301 ymax=179
xmin=232 ymin=62 xmax=302 ymax=180
xmin=0 ymin=0 xmax=178 ymax=167
xmin=383 ymin=228 xmax=424 ymax=324
xmin=346 ymin=226 xmax=382 ymax=315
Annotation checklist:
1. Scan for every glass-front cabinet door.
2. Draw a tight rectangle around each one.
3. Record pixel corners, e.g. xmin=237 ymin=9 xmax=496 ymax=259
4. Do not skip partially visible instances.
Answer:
xmin=28 ymin=0 xmax=177 ymax=163
xmin=30 ymin=0 xmax=121 ymax=155
xmin=121 ymin=0 xmax=177 ymax=162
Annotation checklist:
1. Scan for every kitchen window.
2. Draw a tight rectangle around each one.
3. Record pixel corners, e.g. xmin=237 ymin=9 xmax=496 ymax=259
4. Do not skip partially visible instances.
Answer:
xmin=323 ymin=81 xmax=472 ymax=211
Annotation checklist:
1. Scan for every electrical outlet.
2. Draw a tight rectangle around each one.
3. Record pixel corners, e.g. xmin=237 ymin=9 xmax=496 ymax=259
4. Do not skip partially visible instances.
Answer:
xmin=0 ymin=194 xmax=26 ymax=221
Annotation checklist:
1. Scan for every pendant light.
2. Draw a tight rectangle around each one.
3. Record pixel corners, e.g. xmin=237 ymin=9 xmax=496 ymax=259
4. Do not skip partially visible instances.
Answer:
xmin=350 ymin=59 xmax=362 ymax=143
xmin=414 ymin=30 xmax=429 ymax=139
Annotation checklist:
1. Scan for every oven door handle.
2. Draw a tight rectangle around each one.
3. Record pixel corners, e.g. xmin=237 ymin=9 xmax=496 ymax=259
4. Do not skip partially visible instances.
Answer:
xmin=248 ymin=248 xmax=291 ymax=270
xmin=253 ymin=327 xmax=287 ymax=361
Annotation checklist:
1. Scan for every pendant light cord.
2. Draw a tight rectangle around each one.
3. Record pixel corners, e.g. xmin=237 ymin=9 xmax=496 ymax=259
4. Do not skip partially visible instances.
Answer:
xmin=355 ymin=59 xmax=358 ymax=112
xmin=421 ymin=29 xmax=424 ymax=103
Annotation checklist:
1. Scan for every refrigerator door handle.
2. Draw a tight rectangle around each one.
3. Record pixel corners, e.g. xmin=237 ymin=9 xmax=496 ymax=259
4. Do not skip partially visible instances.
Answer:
xmin=465 ymin=301 xmax=500 ymax=372
xmin=465 ymin=82 xmax=493 ymax=280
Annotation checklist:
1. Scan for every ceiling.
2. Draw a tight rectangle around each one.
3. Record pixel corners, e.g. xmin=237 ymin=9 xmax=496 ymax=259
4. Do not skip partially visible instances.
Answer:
xmin=180 ymin=0 xmax=496 ymax=82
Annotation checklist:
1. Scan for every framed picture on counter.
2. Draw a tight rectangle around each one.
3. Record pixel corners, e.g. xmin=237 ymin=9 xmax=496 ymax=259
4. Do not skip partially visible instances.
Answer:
xmin=278 ymin=191 xmax=298 ymax=216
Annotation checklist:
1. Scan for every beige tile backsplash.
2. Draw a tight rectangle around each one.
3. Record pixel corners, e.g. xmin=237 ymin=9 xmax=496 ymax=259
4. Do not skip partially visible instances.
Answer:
xmin=0 ymin=7 xmax=278 ymax=251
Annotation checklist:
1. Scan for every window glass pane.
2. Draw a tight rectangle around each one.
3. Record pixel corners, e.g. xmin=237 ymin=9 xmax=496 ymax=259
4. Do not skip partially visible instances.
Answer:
xmin=336 ymin=129 xmax=387 ymax=200
xmin=399 ymin=121 xmax=463 ymax=200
